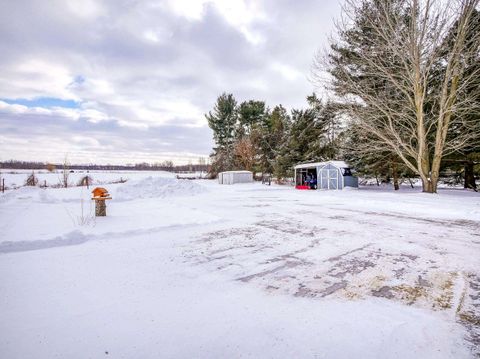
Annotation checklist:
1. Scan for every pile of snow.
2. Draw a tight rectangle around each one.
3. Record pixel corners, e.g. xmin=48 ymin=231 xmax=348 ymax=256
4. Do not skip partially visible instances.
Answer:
xmin=115 ymin=176 xmax=208 ymax=201
xmin=0 ymin=186 xmax=58 ymax=204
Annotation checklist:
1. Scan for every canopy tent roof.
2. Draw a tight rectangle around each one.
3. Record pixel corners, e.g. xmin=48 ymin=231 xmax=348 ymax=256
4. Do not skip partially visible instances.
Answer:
xmin=294 ymin=161 xmax=350 ymax=170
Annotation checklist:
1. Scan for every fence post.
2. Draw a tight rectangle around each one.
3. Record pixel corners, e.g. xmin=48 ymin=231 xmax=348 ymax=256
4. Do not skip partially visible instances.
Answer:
xmin=2 ymin=178 xmax=4 ymax=193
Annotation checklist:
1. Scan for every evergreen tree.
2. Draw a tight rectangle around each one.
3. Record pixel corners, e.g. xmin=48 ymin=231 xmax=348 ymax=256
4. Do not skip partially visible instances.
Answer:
xmin=274 ymin=109 xmax=319 ymax=179
xmin=236 ymin=100 xmax=267 ymax=138
xmin=273 ymin=97 xmax=345 ymax=181
xmin=252 ymin=104 xmax=289 ymax=176
xmin=307 ymin=94 xmax=344 ymax=161
xmin=206 ymin=93 xmax=238 ymax=174
xmin=344 ymin=124 xmax=416 ymax=189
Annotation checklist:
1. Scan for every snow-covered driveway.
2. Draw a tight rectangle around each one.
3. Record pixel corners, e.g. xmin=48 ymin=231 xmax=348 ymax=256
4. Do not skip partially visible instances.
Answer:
xmin=0 ymin=177 xmax=479 ymax=358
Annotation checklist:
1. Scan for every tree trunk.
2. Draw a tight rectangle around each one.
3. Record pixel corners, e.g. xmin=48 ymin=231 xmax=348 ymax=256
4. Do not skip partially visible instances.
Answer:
xmin=392 ymin=161 xmax=399 ymax=191
xmin=408 ymin=178 xmax=414 ymax=189
xmin=421 ymin=177 xmax=434 ymax=193
xmin=417 ymin=141 xmax=434 ymax=193
xmin=464 ymin=161 xmax=477 ymax=190
xmin=429 ymin=153 xmax=443 ymax=194
xmin=418 ymin=151 xmax=435 ymax=193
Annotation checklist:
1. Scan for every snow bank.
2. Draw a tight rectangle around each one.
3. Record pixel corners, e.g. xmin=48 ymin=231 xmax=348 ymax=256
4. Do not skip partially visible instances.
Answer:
xmin=0 ymin=186 xmax=58 ymax=204
xmin=115 ymin=176 xmax=208 ymax=201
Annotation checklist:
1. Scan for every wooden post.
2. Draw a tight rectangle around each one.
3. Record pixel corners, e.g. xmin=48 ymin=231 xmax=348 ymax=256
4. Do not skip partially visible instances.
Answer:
xmin=2 ymin=178 xmax=4 ymax=193
xmin=95 ymin=199 xmax=107 ymax=216
xmin=91 ymin=187 xmax=110 ymax=216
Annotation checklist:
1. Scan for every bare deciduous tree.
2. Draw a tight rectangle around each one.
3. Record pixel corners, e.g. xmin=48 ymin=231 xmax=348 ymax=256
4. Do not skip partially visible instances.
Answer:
xmin=234 ymin=137 xmax=256 ymax=172
xmin=314 ymin=0 xmax=480 ymax=192
xmin=61 ymin=156 xmax=70 ymax=188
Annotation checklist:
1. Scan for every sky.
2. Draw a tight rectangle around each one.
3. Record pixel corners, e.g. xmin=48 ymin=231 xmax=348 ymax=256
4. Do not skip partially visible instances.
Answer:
xmin=0 ymin=0 xmax=343 ymax=165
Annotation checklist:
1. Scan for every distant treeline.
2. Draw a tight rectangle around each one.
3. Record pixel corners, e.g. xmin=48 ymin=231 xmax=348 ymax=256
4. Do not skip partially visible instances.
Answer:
xmin=0 ymin=160 xmax=210 ymax=173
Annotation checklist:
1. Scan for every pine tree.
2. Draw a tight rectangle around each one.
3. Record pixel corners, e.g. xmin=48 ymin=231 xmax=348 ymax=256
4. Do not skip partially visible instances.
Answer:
xmin=274 ymin=109 xmax=318 ymax=179
xmin=251 ymin=104 xmax=289 ymax=176
xmin=273 ymin=97 xmax=345 ymax=181
xmin=307 ymin=94 xmax=344 ymax=161
xmin=206 ymin=93 xmax=238 ymax=174
xmin=236 ymin=100 xmax=267 ymax=138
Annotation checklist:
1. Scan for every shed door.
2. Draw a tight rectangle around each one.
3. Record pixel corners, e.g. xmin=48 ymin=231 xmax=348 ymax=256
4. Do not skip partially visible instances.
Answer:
xmin=328 ymin=168 xmax=338 ymax=189
xmin=319 ymin=164 xmax=339 ymax=190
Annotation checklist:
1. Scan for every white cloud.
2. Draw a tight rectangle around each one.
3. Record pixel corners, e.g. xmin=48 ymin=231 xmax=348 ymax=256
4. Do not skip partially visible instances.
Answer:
xmin=143 ymin=30 xmax=161 ymax=43
xmin=166 ymin=0 xmax=208 ymax=20
xmin=164 ymin=0 xmax=267 ymax=44
xmin=0 ymin=0 xmax=343 ymax=164
xmin=0 ymin=60 xmax=77 ymax=100
xmin=271 ymin=63 xmax=304 ymax=81
xmin=65 ymin=0 xmax=104 ymax=18
xmin=210 ymin=0 xmax=267 ymax=44
xmin=72 ymin=135 xmax=100 ymax=147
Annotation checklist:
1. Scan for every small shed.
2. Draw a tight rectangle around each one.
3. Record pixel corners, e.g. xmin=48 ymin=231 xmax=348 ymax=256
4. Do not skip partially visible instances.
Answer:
xmin=294 ymin=161 xmax=358 ymax=190
xmin=218 ymin=171 xmax=253 ymax=185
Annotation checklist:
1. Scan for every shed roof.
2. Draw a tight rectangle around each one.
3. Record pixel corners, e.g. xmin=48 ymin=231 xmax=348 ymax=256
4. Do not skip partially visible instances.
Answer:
xmin=294 ymin=161 xmax=350 ymax=169
xmin=220 ymin=170 xmax=253 ymax=174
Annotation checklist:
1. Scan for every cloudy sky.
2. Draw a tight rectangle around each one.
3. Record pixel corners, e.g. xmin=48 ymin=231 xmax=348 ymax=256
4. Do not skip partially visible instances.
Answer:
xmin=0 ymin=0 xmax=342 ymax=165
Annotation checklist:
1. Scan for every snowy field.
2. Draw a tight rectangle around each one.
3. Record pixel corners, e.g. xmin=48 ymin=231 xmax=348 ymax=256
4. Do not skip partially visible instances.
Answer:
xmin=0 ymin=169 xmax=172 ymax=189
xmin=0 ymin=170 xmax=479 ymax=358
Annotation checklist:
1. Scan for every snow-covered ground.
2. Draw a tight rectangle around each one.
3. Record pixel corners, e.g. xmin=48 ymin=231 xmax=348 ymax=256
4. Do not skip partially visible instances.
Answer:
xmin=0 ymin=172 xmax=479 ymax=358
xmin=0 ymin=169 xmax=170 ymax=189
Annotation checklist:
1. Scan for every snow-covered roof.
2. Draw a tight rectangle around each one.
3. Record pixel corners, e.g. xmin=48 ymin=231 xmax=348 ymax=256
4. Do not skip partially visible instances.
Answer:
xmin=294 ymin=161 xmax=350 ymax=169
xmin=220 ymin=170 xmax=253 ymax=174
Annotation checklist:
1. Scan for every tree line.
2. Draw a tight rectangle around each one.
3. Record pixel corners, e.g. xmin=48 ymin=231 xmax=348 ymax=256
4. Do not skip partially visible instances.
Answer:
xmin=0 ymin=160 xmax=210 ymax=173
xmin=207 ymin=0 xmax=479 ymax=193
xmin=206 ymin=93 xmax=343 ymax=181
